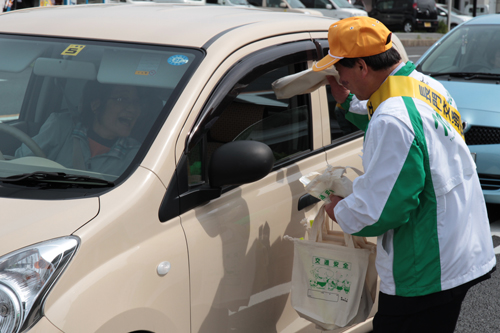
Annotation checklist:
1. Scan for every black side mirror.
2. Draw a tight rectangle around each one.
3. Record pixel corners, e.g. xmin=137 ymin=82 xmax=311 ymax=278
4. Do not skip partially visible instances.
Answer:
xmin=209 ymin=140 xmax=274 ymax=188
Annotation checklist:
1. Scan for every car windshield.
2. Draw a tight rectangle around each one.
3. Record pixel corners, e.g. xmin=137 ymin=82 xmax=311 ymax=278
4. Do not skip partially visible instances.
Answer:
xmin=331 ymin=0 xmax=354 ymax=8
xmin=0 ymin=35 xmax=201 ymax=188
xmin=418 ymin=24 xmax=500 ymax=76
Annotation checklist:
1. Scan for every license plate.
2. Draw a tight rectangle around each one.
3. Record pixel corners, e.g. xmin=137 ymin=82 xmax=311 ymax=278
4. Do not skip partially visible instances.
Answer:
xmin=424 ymin=22 xmax=431 ymax=28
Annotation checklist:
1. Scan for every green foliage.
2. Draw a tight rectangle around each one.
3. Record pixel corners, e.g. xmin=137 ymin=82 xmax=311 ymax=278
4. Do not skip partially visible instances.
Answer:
xmin=437 ymin=21 xmax=449 ymax=34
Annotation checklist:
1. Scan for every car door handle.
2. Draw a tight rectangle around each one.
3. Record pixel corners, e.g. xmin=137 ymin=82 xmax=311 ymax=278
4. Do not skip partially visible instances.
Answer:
xmin=298 ymin=193 xmax=320 ymax=211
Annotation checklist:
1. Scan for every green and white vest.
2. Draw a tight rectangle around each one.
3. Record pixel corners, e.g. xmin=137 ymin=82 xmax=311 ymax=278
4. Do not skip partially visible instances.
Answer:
xmin=335 ymin=62 xmax=496 ymax=297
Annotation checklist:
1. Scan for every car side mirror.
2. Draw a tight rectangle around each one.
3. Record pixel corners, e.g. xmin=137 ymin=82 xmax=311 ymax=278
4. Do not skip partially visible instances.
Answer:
xmin=326 ymin=3 xmax=333 ymax=9
xmin=209 ymin=140 xmax=274 ymax=187
xmin=279 ymin=1 xmax=287 ymax=8
xmin=439 ymin=12 xmax=446 ymax=16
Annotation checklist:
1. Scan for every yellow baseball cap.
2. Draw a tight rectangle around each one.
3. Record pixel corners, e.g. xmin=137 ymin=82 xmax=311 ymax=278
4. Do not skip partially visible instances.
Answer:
xmin=312 ymin=17 xmax=393 ymax=72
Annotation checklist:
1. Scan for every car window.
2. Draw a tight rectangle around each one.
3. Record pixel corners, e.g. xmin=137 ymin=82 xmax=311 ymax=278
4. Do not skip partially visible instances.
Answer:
xmin=287 ymin=0 xmax=306 ymax=7
xmin=0 ymin=35 xmax=202 ymax=188
xmin=419 ymin=25 xmax=500 ymax=74
xmin=186 ymin=42 xmax=315 ymax=187
xmin=394 ymin=0 xmax=409 ymax=9
xmin=316 ymin=39 xmax=362 ymax=143
xmin=330 ymin=0 xmax=353 ymax=8
xmin=0 ymin=66 xmax=31 ymax=123
xmin=376 ymin=0 xmax=393 ymax=10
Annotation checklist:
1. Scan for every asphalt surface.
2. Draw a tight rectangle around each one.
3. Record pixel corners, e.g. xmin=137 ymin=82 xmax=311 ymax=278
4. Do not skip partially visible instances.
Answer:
xmin=461 ymin=206 xmax=500 ymax=333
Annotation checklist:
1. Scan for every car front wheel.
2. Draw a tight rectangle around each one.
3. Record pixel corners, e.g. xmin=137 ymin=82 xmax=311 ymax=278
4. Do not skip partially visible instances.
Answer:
xmin=403 ymin=21 xmax=414 ymax=33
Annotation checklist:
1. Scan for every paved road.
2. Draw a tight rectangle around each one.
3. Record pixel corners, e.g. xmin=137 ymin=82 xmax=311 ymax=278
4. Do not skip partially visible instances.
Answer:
xmin=405 ymin=45 xmax=432 ymax=63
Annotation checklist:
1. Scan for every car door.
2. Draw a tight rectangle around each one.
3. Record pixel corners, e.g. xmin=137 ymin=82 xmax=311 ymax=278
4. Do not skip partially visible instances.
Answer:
xmin=171 ymin=34 xmax=332 ymax=332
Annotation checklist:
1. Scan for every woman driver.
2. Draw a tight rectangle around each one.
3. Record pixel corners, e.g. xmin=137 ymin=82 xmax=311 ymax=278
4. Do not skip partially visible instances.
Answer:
xmin=15 ymin=81 xmax=142 ymax=176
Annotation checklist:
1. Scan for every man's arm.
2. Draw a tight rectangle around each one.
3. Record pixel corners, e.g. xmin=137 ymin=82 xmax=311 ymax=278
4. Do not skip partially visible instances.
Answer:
xmin=333 ymin=114 xmax=425 ymax=237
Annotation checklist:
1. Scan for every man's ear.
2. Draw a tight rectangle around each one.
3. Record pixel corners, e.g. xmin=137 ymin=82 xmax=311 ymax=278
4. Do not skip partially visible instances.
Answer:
xmin=91 ymin=100 xmax=101 ymax=112
xmin=355 ymin=58 xmax=369 ymax=78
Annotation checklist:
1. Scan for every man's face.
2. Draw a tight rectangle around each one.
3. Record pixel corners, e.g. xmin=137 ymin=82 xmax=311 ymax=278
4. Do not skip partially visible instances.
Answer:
xmin=334 ymin=61 xmax=369 ymax=101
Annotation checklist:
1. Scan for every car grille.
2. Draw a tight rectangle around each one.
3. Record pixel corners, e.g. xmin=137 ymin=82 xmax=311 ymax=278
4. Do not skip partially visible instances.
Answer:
xmin=464 ymin=126 xmax=500 ymax=145
xmin=478 ymin=174 xmax=500 ymax=191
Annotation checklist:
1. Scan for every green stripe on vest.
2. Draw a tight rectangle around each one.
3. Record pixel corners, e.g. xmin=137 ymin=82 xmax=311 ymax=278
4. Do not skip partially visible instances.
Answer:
xmin=392 ymin=97 xmax=441 ymax=296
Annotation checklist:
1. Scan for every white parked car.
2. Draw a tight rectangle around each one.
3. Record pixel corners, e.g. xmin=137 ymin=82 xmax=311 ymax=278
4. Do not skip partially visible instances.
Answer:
xmin=463 ymin=3 xmax=489 ymax=16
xmin=247 ymin=0 xmax=324 ymax=15
xmin=436 ymin=3 xmax=472 ymax=29
xmin=297 ymin=0 xmax=368 ymax=19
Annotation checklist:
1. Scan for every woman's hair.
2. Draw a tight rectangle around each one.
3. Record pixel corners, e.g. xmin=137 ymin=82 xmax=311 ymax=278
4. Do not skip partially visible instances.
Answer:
xmin=337 ymin=47 xmax=402 ymax=71
xmin=80 ymin=81 xmax=115 ymax=128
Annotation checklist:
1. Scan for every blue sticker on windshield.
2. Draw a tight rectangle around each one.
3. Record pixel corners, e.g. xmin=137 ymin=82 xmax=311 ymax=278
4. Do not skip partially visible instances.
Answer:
xmin=168 ymin=55 xmax=189 ymax=66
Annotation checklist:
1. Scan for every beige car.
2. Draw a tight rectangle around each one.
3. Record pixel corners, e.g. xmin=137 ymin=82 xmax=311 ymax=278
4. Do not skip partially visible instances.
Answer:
xmin=0 ymin=4 xmax=405 ymax=333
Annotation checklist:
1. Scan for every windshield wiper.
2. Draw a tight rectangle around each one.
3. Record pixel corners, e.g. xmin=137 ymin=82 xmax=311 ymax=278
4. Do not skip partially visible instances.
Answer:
xmin=429 ymin=72 xmax=500 ymax=80
xmin=0 ymin=172 xmax=114 ymax=188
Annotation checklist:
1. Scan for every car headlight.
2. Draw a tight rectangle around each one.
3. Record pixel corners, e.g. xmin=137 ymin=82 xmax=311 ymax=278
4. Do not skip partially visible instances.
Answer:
xmin=0 ymin=237 xmax=79 ymax=333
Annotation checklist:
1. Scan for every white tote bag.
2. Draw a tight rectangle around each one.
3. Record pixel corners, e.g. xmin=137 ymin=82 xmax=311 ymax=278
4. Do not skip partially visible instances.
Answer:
xmin=288 ymin=205 xmax=376 ymax=331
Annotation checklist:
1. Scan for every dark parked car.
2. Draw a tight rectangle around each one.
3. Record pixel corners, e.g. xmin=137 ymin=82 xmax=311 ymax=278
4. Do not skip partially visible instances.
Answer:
xmin=369 ymin=0 xmax=439 ymax=32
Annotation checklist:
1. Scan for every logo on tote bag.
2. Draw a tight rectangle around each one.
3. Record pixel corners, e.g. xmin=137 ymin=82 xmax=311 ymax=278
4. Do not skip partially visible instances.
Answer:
xmin=308 ymin=256 xmax=352 ymax=302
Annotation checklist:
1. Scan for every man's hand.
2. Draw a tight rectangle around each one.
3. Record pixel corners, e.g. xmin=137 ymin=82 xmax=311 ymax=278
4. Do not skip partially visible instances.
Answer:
xmin=327 ymin=76 xmax=350 ymax=104
xmin=324 ymin=194 xmax=343 ymax=222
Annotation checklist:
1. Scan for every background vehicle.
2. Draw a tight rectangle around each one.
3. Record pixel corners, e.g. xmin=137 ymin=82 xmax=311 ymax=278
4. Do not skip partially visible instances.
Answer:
xmin=246 ymin=0 xmax=324 ymax=15
xmin=0 ymin=4 xmax=406 ymax=332
xmin=369 ymin=0 xmax=439 ymax=32
xmin=436 ymin=3 xmax=471 ymax=29
xmin=207 ymin=0 xmax=254 ymax=6
xmin=347 ymin=0 xmax=367 ymax=10
xmin=299 ymin=0 xmax=368 ymax=19
xmin=463 ymin=3 xmax=489 ymax=16
xmin=416 ymin=14 xmax=500 ymax=204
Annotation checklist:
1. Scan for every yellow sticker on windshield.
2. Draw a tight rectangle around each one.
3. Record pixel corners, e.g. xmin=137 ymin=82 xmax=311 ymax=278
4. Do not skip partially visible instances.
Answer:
xmin=61 ymin=45 xmax=86 ymax=56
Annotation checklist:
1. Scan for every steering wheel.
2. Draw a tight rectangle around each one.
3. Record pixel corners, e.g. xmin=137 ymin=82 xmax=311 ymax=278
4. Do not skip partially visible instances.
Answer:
xmin=461 ymin=63 xmax=491 ymax=72
xmin=0 ymin=123 xmax=46 ymax=160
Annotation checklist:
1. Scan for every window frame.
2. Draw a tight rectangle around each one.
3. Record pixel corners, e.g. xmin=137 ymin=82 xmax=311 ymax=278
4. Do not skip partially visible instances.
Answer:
xmin=185 ymin=40 xmax=319 ymax=183
xmin=160 ymin=39 xmax=322 ymax=221
xmin=314 ymin=38 xmax=364 ymax=148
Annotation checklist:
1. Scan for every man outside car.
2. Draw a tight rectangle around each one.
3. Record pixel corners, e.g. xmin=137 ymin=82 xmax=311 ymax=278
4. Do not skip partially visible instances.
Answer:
xmin=315 ymin=16 xmax=496 ymax=332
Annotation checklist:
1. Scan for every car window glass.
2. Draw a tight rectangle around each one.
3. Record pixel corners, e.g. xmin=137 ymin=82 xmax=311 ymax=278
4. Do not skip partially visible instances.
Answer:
xmin=187 ymin=63 xmax=311 ymax=186
xmin=325 ymin=85 xmax=361 ymax=142
xmin=0 ymin=35 xmax=202 ymax=184
xmin=331 ymin=0 xmax=353 ymax=8
xmin=287 ymin=0 xmax=306 ymax=7
xmin=419 ymin=25 xmax=500 ymax=74
xmin=315 ymin=40 xmax=362 ymax=143
xmin=394 ymin=0 xmax=408 ymax=9
xmin=267 ymin=0 xmax=282 ymax=7
xmin=0 ymin=66 xmax=31 ymax=123
xmin=377 ymin=0 xmax=392 ymax=10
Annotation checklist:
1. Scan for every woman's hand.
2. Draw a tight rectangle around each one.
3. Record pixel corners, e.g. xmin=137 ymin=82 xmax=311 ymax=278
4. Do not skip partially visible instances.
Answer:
xmin=326 ymin=76 xmax=350 ymax=104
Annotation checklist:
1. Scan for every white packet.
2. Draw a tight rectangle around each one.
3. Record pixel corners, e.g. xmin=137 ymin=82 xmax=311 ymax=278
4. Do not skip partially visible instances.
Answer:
xmin=299 ymin=165 xmax=363 ymax=203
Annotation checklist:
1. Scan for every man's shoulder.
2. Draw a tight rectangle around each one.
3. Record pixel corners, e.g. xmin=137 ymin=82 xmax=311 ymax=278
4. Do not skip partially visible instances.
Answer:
xmin=409 ymin=70 xmax=456 ymax=105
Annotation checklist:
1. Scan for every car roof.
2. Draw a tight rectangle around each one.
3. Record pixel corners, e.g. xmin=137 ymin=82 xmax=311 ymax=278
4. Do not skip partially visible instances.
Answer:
xmin=0 ymin=4 xmax=333 ymax=48
xmin=462 ymin=13 xmax=500 ymax=25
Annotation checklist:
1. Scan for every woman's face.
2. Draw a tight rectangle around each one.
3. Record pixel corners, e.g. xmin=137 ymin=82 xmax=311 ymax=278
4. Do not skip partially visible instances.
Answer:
xmin=92 ymin=85 xmax=141 ymax=140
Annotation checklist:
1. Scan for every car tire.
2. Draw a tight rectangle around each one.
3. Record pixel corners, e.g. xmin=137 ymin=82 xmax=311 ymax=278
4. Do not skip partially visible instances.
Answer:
xmin=403 ymin=20 xmax=414 ymax=33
